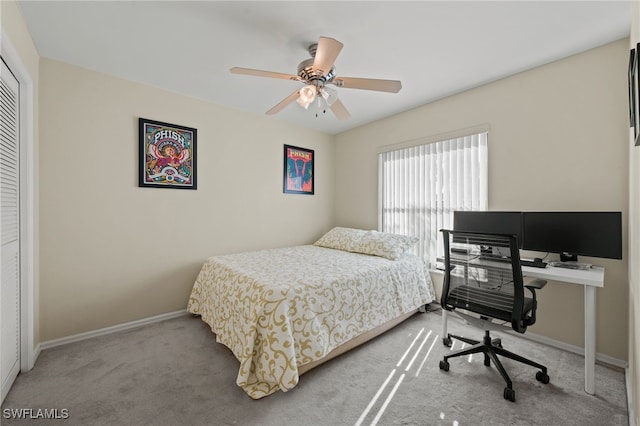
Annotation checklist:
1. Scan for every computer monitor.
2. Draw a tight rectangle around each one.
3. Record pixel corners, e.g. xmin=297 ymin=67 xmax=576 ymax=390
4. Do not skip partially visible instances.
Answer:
xmin=522 ymin=212 xmax=622 ymax=261
xmin=452 ymin=211 xmax=523 ymax=248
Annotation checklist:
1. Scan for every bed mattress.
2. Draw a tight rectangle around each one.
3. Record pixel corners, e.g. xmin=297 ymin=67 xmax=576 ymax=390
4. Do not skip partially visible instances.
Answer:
xmin=187 ymin=244 xmax=434 ymax=398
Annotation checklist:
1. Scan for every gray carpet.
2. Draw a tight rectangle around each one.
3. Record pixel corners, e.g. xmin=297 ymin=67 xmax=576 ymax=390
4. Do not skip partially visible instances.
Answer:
xmin=2 ymin=309 xmax=628 ymax=425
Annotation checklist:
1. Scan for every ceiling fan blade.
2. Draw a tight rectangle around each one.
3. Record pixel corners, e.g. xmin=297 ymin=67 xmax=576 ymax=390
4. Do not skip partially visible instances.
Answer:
xmin=330 ymin=98 xmax=351 ymax=121
xmin=313 ymin=37 xmax=344 ymax=75
xmin=230 ymin=67 xmax=300 ymax=81
xmin=266 ymin=90 xmax=300 ymax=115
xmin=333 ymin=77 xmax=402 ymax=93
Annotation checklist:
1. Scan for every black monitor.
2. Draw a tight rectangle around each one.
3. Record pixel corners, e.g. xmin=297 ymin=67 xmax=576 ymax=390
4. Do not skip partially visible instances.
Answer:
xmin=453 ymin=211 xmax=523 ymax=248
xmin=522 ymin=212 xmax=622 ymax=261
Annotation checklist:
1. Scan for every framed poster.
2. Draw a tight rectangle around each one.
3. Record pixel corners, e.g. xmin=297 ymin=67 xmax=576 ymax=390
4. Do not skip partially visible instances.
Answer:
xmin=629 ymin=47 xmax=636 ymax=132
xmin=635 ymin=43 xmax=640 ymax=146
xmin=139 ymin=118 xmax=197 ymax=189
xmin=283 ymin=144 xmax=314 ymax=194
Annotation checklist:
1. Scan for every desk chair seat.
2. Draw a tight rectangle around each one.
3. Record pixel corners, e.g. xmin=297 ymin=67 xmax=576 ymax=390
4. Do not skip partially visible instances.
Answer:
xmin=439 ymin=230 xmax=550 ymax=402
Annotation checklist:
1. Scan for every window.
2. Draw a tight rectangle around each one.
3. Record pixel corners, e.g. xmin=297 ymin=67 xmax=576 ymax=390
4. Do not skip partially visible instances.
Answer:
xmin=378 ymin=132 xmax=488 ymax=268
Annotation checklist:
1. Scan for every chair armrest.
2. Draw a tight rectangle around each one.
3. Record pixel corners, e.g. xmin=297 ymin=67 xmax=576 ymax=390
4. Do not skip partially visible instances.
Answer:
xmin=523 ymin=278 xmax=546 ymax=328
xmin=524 ymin=278 xmax=547 ymax=290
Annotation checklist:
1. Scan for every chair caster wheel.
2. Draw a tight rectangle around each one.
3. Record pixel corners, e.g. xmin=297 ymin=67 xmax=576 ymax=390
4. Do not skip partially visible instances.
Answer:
xmin=503 ymin=387 xmax=515 ymax=402
xmin=484 ymin=355 xmax=491 ymax=366
xmin=439 ymin=360 xmax=450 ymax=371
xmin=443 ymin=337 xmax=452 ymax=347
xmin=536 ymin=371 xmax=550 ymax=384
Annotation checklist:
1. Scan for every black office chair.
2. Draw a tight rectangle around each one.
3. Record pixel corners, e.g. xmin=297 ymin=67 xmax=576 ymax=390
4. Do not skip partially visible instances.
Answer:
xmin=439 ymin=229 xmax=550 ymax=402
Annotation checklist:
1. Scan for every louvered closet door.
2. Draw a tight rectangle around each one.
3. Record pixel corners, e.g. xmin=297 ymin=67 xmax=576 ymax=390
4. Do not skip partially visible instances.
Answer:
xmin=0 ymin=58 xmax=20 ymax=403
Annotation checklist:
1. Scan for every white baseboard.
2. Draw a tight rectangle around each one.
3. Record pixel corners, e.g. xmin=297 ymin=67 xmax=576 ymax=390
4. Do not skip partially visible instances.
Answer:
xmin=40 ymin=310 xmax=188 ymax=350
xmin=522 ymin=330 xmax=628 ymax=369
xmin=436 ymin=303 xmax=628 ymax=369
xmin=626 ymin=367 xmax=636 ymax=426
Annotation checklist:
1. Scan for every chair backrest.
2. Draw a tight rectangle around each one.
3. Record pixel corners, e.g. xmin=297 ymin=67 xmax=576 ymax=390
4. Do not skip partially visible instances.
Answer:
xmin=440 ymin=229 xmax=534 ymax=333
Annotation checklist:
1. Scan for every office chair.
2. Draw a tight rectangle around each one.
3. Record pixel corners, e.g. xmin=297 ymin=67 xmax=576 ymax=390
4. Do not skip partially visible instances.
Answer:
xmin=439 ymin=230 xmax=550 ymax=402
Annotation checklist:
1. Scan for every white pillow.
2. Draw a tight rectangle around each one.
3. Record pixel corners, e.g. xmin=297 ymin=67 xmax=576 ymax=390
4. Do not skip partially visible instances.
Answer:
xmin=356 ymin=230 xmax=418 ymax=260
xmin=314 ymin=227 xmax=367 ymax=252
xmin=315 ymin=227 xmax=418 ymax=260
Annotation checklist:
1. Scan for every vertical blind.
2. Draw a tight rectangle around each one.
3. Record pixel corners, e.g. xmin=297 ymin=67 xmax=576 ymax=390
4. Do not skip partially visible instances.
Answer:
xmin=378 ymin=132 xmax=488 ymax=267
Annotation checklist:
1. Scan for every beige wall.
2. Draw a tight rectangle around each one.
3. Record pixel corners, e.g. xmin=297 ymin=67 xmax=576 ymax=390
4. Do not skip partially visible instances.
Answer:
xmin=1 ymin=0 xmax=41 ymax=347
xmin=335 ymin=40 xmax=629 ymax=361
xmin=629 ymin=2 xmax=639 ymax=424
xmin=38 ymin=59 xmax=335 ymax=341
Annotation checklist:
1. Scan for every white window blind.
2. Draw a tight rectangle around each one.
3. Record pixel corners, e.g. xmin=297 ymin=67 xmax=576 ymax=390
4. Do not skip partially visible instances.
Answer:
xmin=378 ymin=132 xmax=488 ymax=267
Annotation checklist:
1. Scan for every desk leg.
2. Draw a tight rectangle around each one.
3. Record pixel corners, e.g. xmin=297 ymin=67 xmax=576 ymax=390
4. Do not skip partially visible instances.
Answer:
xmin=584 ymin=286 xmax=596 ymax=395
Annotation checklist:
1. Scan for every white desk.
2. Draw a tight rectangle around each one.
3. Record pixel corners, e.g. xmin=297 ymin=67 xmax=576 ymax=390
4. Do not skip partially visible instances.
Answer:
xmin=441 ymin=264 xmax=605 ymax=395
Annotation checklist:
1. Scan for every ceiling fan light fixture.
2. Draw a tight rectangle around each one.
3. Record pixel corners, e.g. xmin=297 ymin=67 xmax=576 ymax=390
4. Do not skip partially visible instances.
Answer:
xmin=231 ymin=36 xmax=401 ymax=120
xmin=297 ymin=84 xmax=317 ymax=109
xmin=320 ymin=87 xmax=338 ymax=106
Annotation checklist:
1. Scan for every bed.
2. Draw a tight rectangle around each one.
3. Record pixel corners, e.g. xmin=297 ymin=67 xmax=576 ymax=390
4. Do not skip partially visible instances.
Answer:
xmin=187 ymin=227 xmax=436 ymax=399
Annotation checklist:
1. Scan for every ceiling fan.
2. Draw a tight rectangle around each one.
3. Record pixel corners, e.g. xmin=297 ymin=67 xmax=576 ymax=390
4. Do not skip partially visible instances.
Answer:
xmin=230 ymin=36 xmax=402 ymax=120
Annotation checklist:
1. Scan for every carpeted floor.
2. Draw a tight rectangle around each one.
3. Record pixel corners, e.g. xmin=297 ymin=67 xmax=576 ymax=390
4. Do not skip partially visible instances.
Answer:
xmin=2 ymin=309 xmax=628 ymax=425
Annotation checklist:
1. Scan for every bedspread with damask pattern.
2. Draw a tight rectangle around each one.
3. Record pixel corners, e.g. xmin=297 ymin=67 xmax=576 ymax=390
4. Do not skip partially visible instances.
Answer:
xmin=187 ymin=244 xmax=435 ymax=399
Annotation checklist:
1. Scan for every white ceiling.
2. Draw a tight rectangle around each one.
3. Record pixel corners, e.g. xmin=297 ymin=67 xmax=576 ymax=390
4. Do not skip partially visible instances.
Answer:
xmin=18 ymin=1 xmax=631 ymax=135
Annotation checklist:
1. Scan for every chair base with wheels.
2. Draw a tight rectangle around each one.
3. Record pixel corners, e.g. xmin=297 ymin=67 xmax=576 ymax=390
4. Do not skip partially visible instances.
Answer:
xmin=439 ymin=329 xmax=549 ymax=402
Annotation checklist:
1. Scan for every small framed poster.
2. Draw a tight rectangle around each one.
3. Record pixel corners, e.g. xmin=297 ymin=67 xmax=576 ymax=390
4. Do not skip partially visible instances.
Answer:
xmin=139 ymin=118 xmax=197 ymax=189
xmin=628 ymin=47 xmax=636 ymax=132
xmin=283 ymin=144 xmax=314 ymax=194
xmin=635 ymin=43 xmax=640 ymax=146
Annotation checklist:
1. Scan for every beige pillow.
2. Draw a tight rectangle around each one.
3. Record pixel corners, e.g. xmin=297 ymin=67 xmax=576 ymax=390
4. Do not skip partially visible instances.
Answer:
xmin=314 ymin=227 xmax=367 ymax=252
xmin=356 ymin=230 xmax=418 ymax=260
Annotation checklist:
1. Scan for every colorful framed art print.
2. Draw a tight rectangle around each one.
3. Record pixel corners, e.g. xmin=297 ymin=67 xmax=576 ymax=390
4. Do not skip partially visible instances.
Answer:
xmin=283 ymin=144 xmax=314 ymax=194
xmin=139 ymin=118 xmax=197 ymax=189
